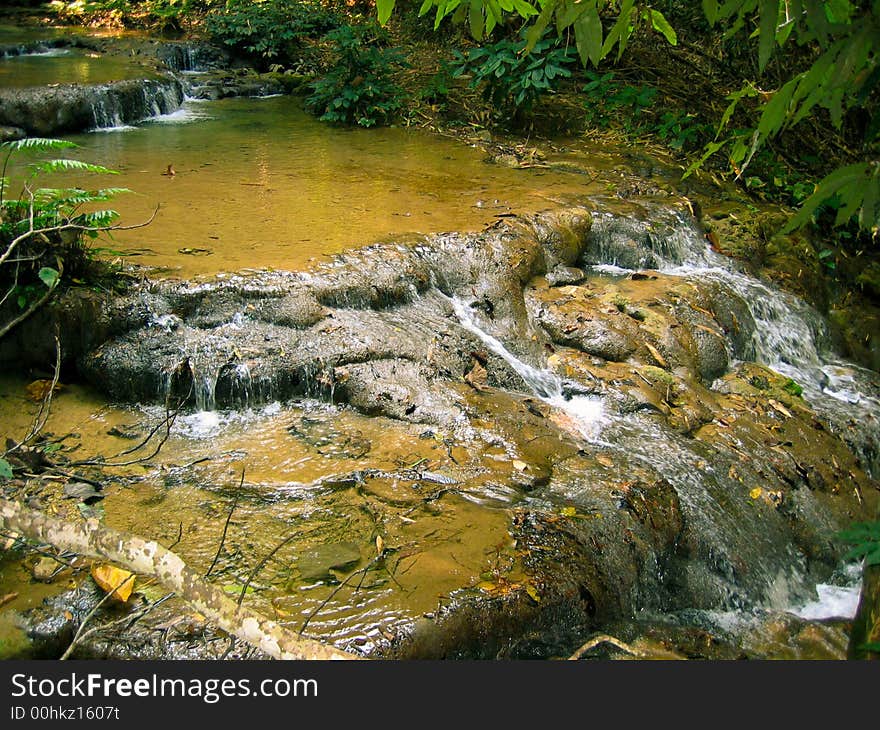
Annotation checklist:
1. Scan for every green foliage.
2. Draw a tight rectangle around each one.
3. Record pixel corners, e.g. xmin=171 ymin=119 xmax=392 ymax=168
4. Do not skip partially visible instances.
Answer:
xmin=839 ymin=521 xmax=880 ymax=566
xmin=49 ymin=0 xmax=215 ymax=30
xmin=418 ymin=60 xmax=456 ymax=107
xmin=452 ymin=28 xmax=576 ymax=119
xmin=404 ymin=0 xmax=676 ymax=64
xmin=206 ymin=0 xmax=341 ymax=63
xmin=781 ymin=377 xmax=803 ymax=397
xmin=0 ymin=458 xmax=12 ymax=479
xmin=1 ymin=138 xmax=129 ymax=323
xmin=376 ymin=1 xmax=880 ymax=237
xmin=581 ymin=70 xmax=655 ymax=130
xmin=690 ymin=2 xmax=880 ymax=235
xmin=305 ymin=25 xmax=408 ymax=128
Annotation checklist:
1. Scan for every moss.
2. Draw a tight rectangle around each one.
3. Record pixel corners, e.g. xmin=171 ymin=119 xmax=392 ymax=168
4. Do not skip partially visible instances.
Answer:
xmin=642 ymin=365 xmax=675 ymax=386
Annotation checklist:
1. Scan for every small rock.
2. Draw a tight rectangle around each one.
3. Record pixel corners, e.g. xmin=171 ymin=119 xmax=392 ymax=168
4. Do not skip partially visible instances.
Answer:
xmin=297 ymin=542 xmax=362 ymax=581
xmin=546 ymin=266 xmax=586 ymax=287
xmin=31 ymin=557 xmax=62 ymax=582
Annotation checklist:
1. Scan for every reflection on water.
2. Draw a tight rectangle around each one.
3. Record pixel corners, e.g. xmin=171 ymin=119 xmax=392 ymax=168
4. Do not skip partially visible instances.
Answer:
xmin=0 ymin=48 xmax=162 ymax=87
xmin=0 ymin=376 xmax=514 ymax=652
xmin=53 ymin=96 xmax=594 ymax=277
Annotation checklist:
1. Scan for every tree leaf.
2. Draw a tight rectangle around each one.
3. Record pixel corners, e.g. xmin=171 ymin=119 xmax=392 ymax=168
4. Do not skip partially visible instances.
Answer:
xmin=37 ymin=267 xmax=60 ymax=289
xmin=0 ymin=458 xmax=12 ymax=479
xmin=783 ymin=163 xmax=875 ymax=233
xmin=469 ymin=0 xmax=484 ymax=40
xmin=376 ymin=0 xmax=396 ymax=25
xmin=574 ymin=5 xmax=604 ymax=66
xmin=758 ymin=0 xmax=780 ymax=73
xmin=650 ymin=9 xmax=678 ymax=46
xmin=703 ymin=0 xmax=719 ymax=25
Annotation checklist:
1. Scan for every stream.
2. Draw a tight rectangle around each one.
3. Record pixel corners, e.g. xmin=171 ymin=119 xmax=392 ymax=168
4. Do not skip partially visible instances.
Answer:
xmin=1 ymin=27 xmax=878 ymax=660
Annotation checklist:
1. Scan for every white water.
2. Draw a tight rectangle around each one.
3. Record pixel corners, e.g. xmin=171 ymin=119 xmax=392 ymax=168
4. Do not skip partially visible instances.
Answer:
xmin=589 ymin=212 xmax=880 ymax=474
xmin=449 ymin=295 xmax=607 ymax=440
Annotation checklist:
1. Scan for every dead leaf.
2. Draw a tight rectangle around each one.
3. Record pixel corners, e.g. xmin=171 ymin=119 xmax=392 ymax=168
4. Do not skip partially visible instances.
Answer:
xmin=524 ymin=583 xmax=541 ymax=603
xmin=90 ymin=564 xmax=135 ymax=603
xmin=645 ymin=343 xmax=668 ymax=368
xmin=464 ymin=359 xmax=489 ymax=392
xmin=768 ymin=400 xmax=792 ymax=418
xmin=512 ymin=460 xmax=528 ymax=472
xmin=596 ymin=455 xmax=613 ymax=468
xmin=0 ymin=592 xmax=18 ymax=608
xmin=25 ymin=379 xmax=63 ymax=401
xmin=749 ymin=487 xmax=763 ymax=500
xmin=375 ymin=535 xmax=385 ymax=555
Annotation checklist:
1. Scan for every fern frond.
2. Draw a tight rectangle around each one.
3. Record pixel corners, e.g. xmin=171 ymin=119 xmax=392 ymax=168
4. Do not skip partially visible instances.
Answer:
xmin=1 ymin=138 xmax=78 ymax=153
xmin=29 ymin=159 xmax=119 ymax=176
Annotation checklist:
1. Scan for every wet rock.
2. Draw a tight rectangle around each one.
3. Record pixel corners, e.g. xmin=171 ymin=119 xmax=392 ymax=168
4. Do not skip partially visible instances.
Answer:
xmin=255 ymin=292 xmax=328 ymax=328
xmin=537 ymin=304 xmax=639 ymax=362
xmin=849 ymin=562 xmax=880 ymax=659
xmin=0 ymin=125 xmax=25 ymax=142
xmin=582 ymin=214 xmax=674 ymax=269
xmin=531 ymin=208 xmax=592 ymax=269
xmin=0 ymin=78 xmax=184 ymax=135
xmin=17 ymin=583 xmax=269 ymax=659
xmin=31 ymin=557 xmax=62 ymax=582
xmin=334 ymin=359 xmax=457 ymax=425
xmin=546 ymin=265 xmax=586 ymax=286
xmin=297 ymin=542 xmax=362 ymax=581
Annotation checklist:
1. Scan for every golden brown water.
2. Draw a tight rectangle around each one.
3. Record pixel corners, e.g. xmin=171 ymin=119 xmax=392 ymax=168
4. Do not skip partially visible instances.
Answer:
xmin=57 ymin=95 xmax=598 ymax=277
xmin=0 ymin=48 xmax=161 ymax=87
xmin=0 ymin=375 xmax=517 ymax=652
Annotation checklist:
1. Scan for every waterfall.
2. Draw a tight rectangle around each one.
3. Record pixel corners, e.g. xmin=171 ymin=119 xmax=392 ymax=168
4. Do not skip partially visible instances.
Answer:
xmin=585 ymin=211 xmax=880 ymax=474
xmin=449 ymin=295 xmax=607 ymax=440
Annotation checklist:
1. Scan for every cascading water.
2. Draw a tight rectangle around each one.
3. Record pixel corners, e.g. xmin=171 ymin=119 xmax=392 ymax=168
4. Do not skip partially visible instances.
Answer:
xmin=586 ymin=210 xmax=880 ymax=476
xmin=450 ymin=295 xmax=607 ymax=440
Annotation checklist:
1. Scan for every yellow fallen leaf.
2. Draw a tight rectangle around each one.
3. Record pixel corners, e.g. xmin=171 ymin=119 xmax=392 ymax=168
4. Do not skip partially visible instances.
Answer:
xmin=90 ymin=564 xmax=135 ymax=603
xmin=524 ymin=583 xmax=541 ymax=603
xmin=512 ymin=460 xmax=528 ymax=472
xmin=596 ymin=455 xmax=613 ymax=468
xmin=376 ymin=535 xmax=385 ymax=555
xmin=561 ymin=506 xmax=577 ymax=517
xmin=476 ymin=581 xmax=497 ymax=593
xmin=749 ymin=487 xmax=763 ymax=500
xmin=25 ymin=379 xmax=63 ymax=401
xmin=768 ymin=400 xmax=792 ymax=418
xmin=645 ymin=343 xmax=668 ymax=368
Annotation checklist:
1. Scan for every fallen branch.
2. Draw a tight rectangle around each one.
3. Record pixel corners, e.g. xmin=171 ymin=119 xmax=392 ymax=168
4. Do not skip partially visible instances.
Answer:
xmin=0 ymin=498 xmax=357 ymax=660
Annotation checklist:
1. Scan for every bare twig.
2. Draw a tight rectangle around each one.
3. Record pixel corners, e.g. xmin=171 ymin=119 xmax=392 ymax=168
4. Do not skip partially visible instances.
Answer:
xmin=72 ymin=383 xmax=191 ymax=467
xmin=0 ymin=262 xmax=62 ymax=340
xmin=60 ymin=572 xmax=136 ymax=660
xmin=237 ymin=532 xmax=299 ymax=609
xmin=568 ymin=633 xmax=646 ymax=660
xmin=206 ymin=468 xmax=245 ymax=578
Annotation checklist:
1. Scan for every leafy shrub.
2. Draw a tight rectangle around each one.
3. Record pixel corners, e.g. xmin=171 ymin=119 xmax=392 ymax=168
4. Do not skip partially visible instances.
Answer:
xmin=0 ymin=138 xmax=128 ymax=337
xmin=451 ymin=29 xmax=576 ymax=121
xmin=581 ymin=70 xmax=656 ymax=131
xmin=206 ymin=0 xmax=341 ymax=65
xmin=305 ymin=25 xmax=408 ymax=128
